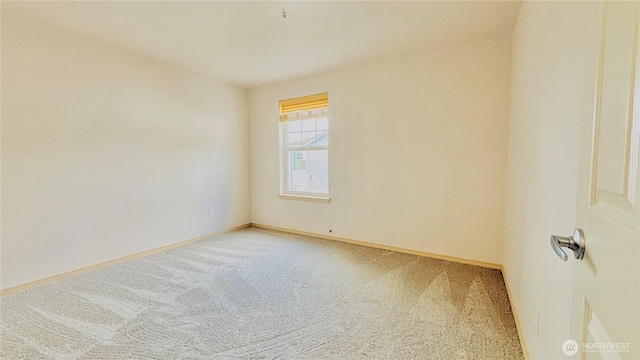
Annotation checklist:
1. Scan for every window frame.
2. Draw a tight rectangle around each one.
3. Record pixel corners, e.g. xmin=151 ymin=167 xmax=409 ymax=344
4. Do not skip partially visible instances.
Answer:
xmin=279 ymin=115 xmax=330 ymax=201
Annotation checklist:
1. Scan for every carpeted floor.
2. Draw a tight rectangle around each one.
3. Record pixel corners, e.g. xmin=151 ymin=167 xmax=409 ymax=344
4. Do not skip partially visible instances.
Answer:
xmin=0 ymin=227 xmax=523 ymax=359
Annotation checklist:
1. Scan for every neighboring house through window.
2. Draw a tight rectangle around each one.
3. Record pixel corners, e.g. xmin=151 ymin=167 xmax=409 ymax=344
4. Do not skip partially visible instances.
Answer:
xmin=279 ymin=93 xmax=329 ymax=200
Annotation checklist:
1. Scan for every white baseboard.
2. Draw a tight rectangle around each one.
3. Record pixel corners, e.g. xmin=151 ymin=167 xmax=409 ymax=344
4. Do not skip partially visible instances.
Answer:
xmin=250 ymin=223 xmax=502 ymax=270
xmin=0 ymin=223 xmax=250 ymax=295
xmin=501 ymin=267 xmax=530 ymax=360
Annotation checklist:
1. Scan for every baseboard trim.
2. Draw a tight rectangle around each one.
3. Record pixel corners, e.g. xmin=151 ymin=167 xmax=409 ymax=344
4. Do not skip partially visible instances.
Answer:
xmin=0 ymin=223 xmax=251 ymax=296
xmin=250 ymin=223 xmax=502 ymax=270
xmin=501 ymin=267 xmax=530 ymax=360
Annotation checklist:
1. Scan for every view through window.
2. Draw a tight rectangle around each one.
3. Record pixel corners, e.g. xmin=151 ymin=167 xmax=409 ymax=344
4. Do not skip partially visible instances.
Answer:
xmin=279 ymin=93 xmax=329 ymax=198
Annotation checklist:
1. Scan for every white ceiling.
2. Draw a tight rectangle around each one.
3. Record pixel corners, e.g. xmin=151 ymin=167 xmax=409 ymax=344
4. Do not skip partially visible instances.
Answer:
xmin=4 ymin=1 xmax=521 ymax=88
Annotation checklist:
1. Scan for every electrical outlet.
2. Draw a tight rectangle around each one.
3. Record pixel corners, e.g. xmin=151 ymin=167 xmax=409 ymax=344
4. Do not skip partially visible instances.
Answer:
xmin=534 ymin=307 xmax=540 ymax=335
xmin=349 ymin=213 xmax=355 ymax=222
xmin=208 ymin=209 xmax=214 ymax=219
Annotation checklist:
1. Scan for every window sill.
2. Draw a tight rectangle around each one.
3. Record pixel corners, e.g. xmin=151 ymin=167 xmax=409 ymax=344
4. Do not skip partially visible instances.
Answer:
xmin=278 ymin=194 xmax=331 ymax=204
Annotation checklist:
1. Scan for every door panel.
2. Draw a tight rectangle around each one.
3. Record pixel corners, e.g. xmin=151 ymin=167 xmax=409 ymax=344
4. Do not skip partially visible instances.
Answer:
xmin=571 ymin=1 xmax=640 ymax=360
xmin=592 ymin=1 xmax=639 ymax=226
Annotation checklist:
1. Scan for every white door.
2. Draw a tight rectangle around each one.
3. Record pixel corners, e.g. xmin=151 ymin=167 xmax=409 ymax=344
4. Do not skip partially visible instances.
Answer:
xmin=562 ymin=1 xmax=640 ymax=359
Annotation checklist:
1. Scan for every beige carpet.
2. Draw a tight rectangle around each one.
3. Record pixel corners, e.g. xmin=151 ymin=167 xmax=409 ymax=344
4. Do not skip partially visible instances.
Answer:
xmin=0 ymin=227 xmax=523 ymax=359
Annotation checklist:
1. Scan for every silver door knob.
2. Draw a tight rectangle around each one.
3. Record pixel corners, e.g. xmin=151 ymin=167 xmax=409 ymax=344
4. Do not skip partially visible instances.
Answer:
xmin=551 ymin=228 xmax=586 ymax=261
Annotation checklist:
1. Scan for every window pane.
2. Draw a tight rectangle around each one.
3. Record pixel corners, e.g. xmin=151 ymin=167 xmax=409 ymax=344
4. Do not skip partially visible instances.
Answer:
xmin=287 ymin=132 xmax=301 ymax=147
xmin=301 ymin=131 xmax=316 ymax=146
xmin=288 ymin=151 xmax=309 ymax=192
xmin=316 ymin=130 xmax=329 ymax=146
xmin=308 ymin=150 xmax=329 ymax=193
xmin=301 ymin=119 xmax=316 ymax=132
xmin=287 ymin=120 xmax=301 ymax=132
xmin=317 ymin=117 xmax=329 ymax=130
xmin=287 ymin=150 xmax=328 ymax=194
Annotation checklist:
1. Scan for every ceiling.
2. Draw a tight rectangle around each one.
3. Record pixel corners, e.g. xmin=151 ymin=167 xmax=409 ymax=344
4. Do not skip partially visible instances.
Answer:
xmin=4 ymin=1 xmax=521 ymax=88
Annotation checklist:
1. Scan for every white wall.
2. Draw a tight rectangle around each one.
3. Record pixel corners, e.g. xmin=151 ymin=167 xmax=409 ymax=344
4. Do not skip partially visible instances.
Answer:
xmin=503 ymin=2 xmax=591 ymax=358
xmin=250 ymin=37 xmax=511 ymax=265
xmin=1 ymin=13 xmax=250 ymax=290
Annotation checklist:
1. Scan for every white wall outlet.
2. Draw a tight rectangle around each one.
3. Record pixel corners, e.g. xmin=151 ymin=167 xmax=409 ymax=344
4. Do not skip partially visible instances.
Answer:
xmin=533 ymin=307 xmax=540 ymax=335
xmin=349 ymin=213 xmax=355 ymax=222
xmin=208 ymin=209 xmax=214 ymax=219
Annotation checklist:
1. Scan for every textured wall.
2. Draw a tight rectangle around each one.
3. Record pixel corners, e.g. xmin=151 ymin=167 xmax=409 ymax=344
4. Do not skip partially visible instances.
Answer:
xmin=1 ymin=13 xmax=250 ymax=289
xmin=249 ymin=37 xmax=512 ymax=265
xmin=503 ymin=2 xmax=591 ymax=358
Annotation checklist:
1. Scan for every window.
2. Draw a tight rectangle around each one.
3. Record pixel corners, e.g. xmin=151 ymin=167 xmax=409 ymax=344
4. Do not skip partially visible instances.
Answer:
xmin=279 ymin=93 xmax=329 ymax=201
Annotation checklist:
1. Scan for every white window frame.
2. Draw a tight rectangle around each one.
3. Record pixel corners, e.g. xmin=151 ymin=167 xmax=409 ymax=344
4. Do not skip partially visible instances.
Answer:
xmin=279 ymin=114 xmax=330 ymax=202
